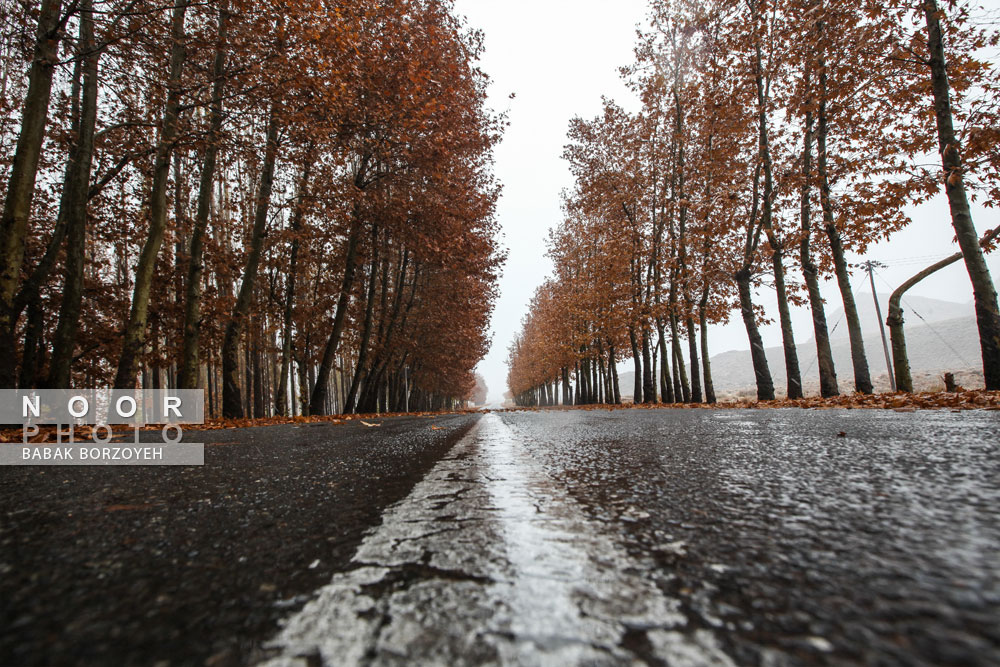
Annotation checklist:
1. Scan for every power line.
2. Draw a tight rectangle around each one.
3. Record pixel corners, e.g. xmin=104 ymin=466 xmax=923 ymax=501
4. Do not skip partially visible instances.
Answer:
xmin=872 ymin=267 xmax=973 ymax=369
xmin=802 ymin=311 xmax=843 ymax=379
xmin=875 ymin=253 xmax=955 ymax=267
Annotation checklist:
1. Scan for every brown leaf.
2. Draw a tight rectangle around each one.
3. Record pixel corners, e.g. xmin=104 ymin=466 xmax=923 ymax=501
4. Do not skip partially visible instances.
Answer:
xmin=104 ymin=504 xmax=153 ymax=512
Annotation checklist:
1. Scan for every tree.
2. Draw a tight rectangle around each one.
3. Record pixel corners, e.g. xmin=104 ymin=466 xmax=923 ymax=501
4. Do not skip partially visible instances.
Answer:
xmin=920 ymin=0 xmax=1000 ymax=389
xmin=0 ymin=0 xmax=502 ymax=415
xmin=0 ymin=0 xmax=66 ymax=388
xmin=113 ymin=1 xmax=190 ymax=388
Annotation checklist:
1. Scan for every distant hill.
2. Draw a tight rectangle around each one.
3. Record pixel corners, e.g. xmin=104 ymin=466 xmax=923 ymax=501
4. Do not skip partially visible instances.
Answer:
xmin=709 ymin=314 xmax=981 ymax=397
xmin=615 ymin=308 xmax=983 ymax=400
xmin=826 ymin=293 xmax=972 ymax=340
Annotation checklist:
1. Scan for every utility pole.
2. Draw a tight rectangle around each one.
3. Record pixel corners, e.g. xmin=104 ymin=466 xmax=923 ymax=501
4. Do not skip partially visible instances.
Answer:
xmin=864 ymin=260 xmax=896 ymax=392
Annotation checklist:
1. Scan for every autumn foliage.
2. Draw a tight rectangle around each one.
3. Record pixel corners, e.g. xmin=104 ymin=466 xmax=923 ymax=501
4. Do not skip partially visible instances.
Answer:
xmin=508 ymin=0 xmax=1000 ymax=406
xmin=0 ymin=0 xmax=504 ymax=416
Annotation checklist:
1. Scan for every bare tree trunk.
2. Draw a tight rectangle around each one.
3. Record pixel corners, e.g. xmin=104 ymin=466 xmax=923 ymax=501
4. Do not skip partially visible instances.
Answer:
xmin=206 ymin=354 xmax=215 ymax=417
xmin=771 ymin=249 xmax=803 ymax=398
xmin=243 ymin=324 xmax=252 ymax=416
xmin=47 ymin=0 xmax=99 ymax=388
xmin=114 ymin=2 xmax=189 ymax=389
xmin=151 ymin=316 xmax=161 ymax=390
xmin=20 ymin=301 xmax=44 ymax=388
xmin=797 ymin=61 xmax=838 ymax=398
xmin=923 ymin=0 xmax=1000 ymax=389
xmin=736 ymin=268 xmax=775 ymax=400
xmin=253 ymin=324 xmax=264 ymax=419
xmin=628 ymin=325 xmax=642 ymax=403
xmin=641 ymin=326 xmax=655 ymax=403
xmin=817 ymin=48 xmax=871 ymax=395
xmin=670 ymin=313 xmax=689 ymax=402
xmin=650 ymin=323 xmax=657 ymax=397
xmin=597 ymin=350 xmax=607 ymax=404
xmin=753 ymin=26 xmax=801 ymax=399
xmin=825 ymin=223 xmax=871 ymax=393
xmin=310 ymin=209 xmax=365 ymax=414
xmin=571 ymin=361 xmax=578 ymax=405
xmin=276 ymin=159 xmax=310 ymax=415
xmin=357 ymin=242 xmax=396 ymax=413
xmin=344 ymin=224 xmax=379 ymax=413
xmin=0 ymin=0 xmax=64 ymax=388
xmin=221 ymin=104 xmax=279 ymax=418
xmin=610 ymin=345 xmax=621 ymax=404
xmin=698 ymin=295 xmax=716 ymax=404
xmin=179 ymin=1 xmax=229 ymax=389
xmin=575 ymin=356 xmax=582 ymax=404
xmin=657 ymin=318 xmax=673 ymax=403
xmin=686 ymin=316 xmax=702 ymax=402
xmin=589 ymin=355 xmax=597 ymax=404
xmin=296 ymin=347 xmax=310 ymax=416
xmin=801 ymin=243 xmax=840 ymax=396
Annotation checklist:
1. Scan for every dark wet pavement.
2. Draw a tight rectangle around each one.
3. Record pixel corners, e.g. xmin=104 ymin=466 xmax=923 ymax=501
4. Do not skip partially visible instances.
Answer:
xmin=264 ymin=409 xmax=1000 ymax=666
xmin=0 ymin=413 xmax=481 ymax=666
xmin=3 ymin=408 xmax=999 ymax=665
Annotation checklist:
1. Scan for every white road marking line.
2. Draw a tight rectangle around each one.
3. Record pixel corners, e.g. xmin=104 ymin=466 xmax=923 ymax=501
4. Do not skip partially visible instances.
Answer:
xmin=259 ymin=414 xmax=734 ymax=666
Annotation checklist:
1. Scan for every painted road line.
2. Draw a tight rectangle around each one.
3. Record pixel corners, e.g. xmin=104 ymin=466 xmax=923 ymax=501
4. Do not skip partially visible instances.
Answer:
xmin=259 ymin=413 xmax=734 ymax=666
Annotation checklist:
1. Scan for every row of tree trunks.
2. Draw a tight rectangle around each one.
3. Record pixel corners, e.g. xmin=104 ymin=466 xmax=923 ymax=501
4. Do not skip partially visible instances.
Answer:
xmin=309 ymin=199 xmax=366 ymax=415
xmin=355 ymin=247 xmax=413 ymax=414
xmin=47 ymin=0 xmax=99 ymax=389
xmin=113 ymin=2 xmax=190 ymax=389
xmin=751 ymin=2 xmax=802 ymax=400
xmin=343 ymin=223 xmax=381 ymax=413
xmin=0 ymin=0 xmax=66 ymax=389
xmin=275 ymin=157 xmax=310 ymax=416
xmin=797 ymin=55 xmax=839 ymax=399
xmin=178 ymin=1 xmax=229 ymax=390
xmin=221 ymin=104 xmax=280 ymax=418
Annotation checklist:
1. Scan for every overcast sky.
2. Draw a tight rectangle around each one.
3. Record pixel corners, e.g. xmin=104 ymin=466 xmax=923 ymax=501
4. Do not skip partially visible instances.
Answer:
xmin=454 ymin=0 xmax=1000 ymax=406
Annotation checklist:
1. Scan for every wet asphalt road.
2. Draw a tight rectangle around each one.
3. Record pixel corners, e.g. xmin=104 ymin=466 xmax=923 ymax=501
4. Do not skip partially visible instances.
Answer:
xmin=263 ymin=409 xmax=1000 ymax=666
xmin=3 ymin=408 xmax=999 ymax=666
xmin=0 ymin=413 xmax=480 ymax=666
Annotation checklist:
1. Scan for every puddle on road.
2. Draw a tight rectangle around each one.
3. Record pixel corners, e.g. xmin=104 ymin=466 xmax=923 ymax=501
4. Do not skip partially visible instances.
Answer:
xmin=260 ymin=414 xmax=734 ymax=666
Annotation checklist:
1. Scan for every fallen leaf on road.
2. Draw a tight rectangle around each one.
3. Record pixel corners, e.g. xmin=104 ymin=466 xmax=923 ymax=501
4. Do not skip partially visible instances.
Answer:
xmin=430 ymin=425 xmax=444 ymax=430
xmin=360 ymin=421 xmax=381 ymax=427
xmin=104 ymin=504 xmax=153 ymax=512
